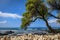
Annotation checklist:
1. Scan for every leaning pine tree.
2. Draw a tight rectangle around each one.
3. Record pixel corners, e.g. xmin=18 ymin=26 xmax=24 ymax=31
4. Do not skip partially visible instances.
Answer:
xmin=21 ymin=0 xmax=60 ymax=33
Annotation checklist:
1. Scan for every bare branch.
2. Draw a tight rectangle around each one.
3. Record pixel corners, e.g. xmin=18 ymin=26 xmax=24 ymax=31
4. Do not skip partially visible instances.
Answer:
xmin=31 ymin=17 xmax=43 ymax=22
xmin=49 ymin=13 xmax=60 ymax=19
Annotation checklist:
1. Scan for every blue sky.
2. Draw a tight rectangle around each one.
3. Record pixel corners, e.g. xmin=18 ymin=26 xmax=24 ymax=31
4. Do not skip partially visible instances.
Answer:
xmin=0 ymin=0 xmax=60 ymax=28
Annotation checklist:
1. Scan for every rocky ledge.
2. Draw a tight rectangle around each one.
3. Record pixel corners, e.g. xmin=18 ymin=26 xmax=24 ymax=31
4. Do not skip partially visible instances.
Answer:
xmin=0 ymin=33 xmax=60 ymax=40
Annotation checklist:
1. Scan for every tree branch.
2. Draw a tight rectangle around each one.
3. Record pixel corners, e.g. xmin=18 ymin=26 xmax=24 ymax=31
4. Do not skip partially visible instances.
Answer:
xmin=43 ymin=18 xmax=57 ymax=33
xmin=49 ymin=13 xmax=60 ymax=19
xmin=31 ymin=17 xmax=43 ymax=22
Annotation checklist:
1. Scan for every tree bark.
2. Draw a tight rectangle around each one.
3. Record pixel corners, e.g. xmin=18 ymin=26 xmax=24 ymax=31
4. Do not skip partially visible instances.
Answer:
xmin=43 ymin=18 xmax=57 ymax=33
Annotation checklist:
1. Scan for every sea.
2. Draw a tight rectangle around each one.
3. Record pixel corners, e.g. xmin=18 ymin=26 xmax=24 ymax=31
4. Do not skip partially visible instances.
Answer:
xmin=0 ymin=27 xmax=60 ymax=35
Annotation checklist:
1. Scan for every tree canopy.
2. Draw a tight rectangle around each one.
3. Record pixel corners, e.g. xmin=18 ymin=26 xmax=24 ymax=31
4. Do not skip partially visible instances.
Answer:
xmin=47 ymin=0 xmax=60 ymax=10
xmin=21 ymin=0 xmax=60 ymax=33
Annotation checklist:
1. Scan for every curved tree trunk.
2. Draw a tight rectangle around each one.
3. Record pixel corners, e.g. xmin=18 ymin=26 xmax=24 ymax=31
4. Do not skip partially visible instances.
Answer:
xmin=43 ymin=18 xmax=57 ymax=33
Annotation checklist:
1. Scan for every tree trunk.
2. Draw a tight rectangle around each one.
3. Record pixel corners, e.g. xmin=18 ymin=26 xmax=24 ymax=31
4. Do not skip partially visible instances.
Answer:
xmin=43 ymin=18 xmax=57 ymax=33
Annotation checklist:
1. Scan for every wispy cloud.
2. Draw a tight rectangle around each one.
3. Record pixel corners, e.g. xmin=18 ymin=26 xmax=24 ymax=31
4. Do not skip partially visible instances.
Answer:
xmin=48 ymin=19 xmax=57 ymax=23
xmin=0 ymin=20 xmax=7 ymax=24
xmin=0 ymin=12 xmax=23 ymax=19
xmin=48 ymin=19 xmax=60 ymax=27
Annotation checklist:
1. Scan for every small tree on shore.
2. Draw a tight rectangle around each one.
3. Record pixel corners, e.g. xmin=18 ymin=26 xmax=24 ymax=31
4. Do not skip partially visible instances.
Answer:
xmin=21 ymin=0 xmax=60 ymax=33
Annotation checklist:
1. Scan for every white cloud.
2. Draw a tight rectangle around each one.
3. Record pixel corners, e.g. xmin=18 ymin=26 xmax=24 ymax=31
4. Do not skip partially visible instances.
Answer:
xmin=48 ymin=19 xmax=57 ymax=23
xmin=48 ymin=19 xmax=60 ymax=27
xmin=0 ymin=20 xmax=7 ymax=24
xmin=0 ymin=12 xmax=23 ymax=19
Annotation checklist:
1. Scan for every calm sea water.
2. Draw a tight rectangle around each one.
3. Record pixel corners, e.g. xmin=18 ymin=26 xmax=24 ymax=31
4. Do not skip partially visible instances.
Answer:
xmin=0 ymin=27 xmax=60 ymax=34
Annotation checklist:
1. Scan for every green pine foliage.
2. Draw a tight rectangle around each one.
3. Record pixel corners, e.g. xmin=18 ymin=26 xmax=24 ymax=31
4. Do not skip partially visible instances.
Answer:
xmin=21 ymin=0 xmax=60 ymax=33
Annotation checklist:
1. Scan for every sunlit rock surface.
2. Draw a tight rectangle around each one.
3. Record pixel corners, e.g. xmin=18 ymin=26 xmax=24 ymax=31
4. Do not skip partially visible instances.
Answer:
xmin=0 ymin=33 xmax=60 ymax=40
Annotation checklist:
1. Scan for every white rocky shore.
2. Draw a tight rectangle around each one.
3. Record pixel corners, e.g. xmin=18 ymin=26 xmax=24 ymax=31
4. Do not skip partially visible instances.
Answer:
xmin=0 ymin=33 xmax=60 ymax=40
